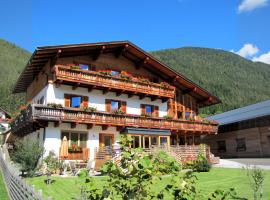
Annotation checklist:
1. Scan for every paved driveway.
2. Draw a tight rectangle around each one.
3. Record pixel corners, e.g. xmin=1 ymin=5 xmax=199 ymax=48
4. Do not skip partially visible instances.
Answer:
xmin=213 ymin=158 xmax=270 ymax=170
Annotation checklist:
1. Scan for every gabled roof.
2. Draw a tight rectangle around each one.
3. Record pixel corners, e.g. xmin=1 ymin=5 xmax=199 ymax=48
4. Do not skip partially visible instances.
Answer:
xmin=0 ymin=107 xmax=11 ymax=119
xmin=13 ymin=41 xmax=221 ymax=107
xmin=208 ymin=100 xmax=270 ymax=125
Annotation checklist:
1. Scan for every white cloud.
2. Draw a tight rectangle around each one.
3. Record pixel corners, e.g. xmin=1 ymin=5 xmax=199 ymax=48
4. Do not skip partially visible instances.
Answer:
xmin=238 ymin=0 xmax=268 ymax=13
xmin=236 ymin=43 xmax=259 ymax=58
xmin=253 ymin=51 xmax=270 ymax=64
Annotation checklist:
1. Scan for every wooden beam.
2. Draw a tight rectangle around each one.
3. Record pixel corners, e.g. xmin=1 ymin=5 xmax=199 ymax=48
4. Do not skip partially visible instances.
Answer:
xmin=161 ymin=98 xmax=168 ymax=103
xmin=88 ymin=85 xmax=96 ymax=92
xmin=139 ymin=94 xmax=146 ymax=100
xmin=103 ymin=88 xmax=110 ymax=94
xmin=114 ymin=44 xmax=129 ymax=58
xmin=50 ymin=49 xmax=62 ymax=67
xmin=151 ymin=96 xmax=158 ymax=102
xmin=182 ymin=87 xmax=197 ymax=95
xmin=135 ymin=57 xmax=149 ymax=70
xmin=87 ymin=124 xmax=93 ymax=130
xmin=72 ymin=83 xmax=80 ymax=90
xmin=54 ymin=121 xmax=60 ymax=127
xmin=128 ymin=93 xmax=134 ymax=98
xmin=71 ymin=122 xmax=77 ymax=129
xmin=198 ymin=97 xmax=212 ymax=104
xmin=116 ymin=126 xmax=125 ymax=132
xmin=116 ymin=90 xmax=125 ymax=97
xmin=92 ymin=45 xmax=106 ymax=61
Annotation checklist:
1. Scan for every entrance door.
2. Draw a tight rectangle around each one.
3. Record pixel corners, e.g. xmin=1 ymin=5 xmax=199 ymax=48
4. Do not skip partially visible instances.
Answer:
xmin=143 ymin=136 xmax=150 ymax=148
xmin=99 ymin=134 xmax=114 ymax=147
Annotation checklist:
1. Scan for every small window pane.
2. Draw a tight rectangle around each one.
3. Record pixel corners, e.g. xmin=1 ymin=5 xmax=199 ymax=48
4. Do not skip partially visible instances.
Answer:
xmin=185 ymin=112 xmax=191 ymax=119
xmin=111 ymin=71 xmax=119 ymax=76
xmin=160 ymin=137 xmax=168 ymax=145
xmin=71 ymin=133 xmax=78 ymax=148
xmin=71 ymin=96 xmax=81 ymax=108
xmin=79 ymin=64 xmax=89 ymax=70
xmin=111 ymin=101 xmax=119 ymax=111
xmin=236 ymin=138 xmax=246 ymax=152
xmin=151 ymin=136 xmax=158 ymax=145
xmin=145 ymin=105 xmax=153 ymax=115
xmin=132 ymin=136 xmax=140 ymax=148
xmin=80 ymin=133 xmax=87 ymax=148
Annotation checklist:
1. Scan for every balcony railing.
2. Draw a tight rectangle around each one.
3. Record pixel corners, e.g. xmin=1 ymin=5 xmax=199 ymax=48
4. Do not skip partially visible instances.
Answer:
xmin=54 ymin=66 xmax=175 ymax=98
xmin=11 ymin=105 xmax=218 ymax=135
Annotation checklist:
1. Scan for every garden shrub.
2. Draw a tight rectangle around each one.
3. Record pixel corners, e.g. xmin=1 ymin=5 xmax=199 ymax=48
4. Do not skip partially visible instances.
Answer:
xmin=193 ymin=153 xmax=211 ymax=172
xmin=152 ymin=151 xmax=181 ymax=174
xmin=11 ymin=139 xmax=44 ymax=177
xmin=43 ymin=151 xmax=64 ymax=175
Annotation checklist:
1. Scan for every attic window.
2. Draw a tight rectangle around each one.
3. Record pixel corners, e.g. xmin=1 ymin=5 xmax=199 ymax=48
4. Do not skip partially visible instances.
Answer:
xmin=79 ymin=64 xmax=89 ymax=70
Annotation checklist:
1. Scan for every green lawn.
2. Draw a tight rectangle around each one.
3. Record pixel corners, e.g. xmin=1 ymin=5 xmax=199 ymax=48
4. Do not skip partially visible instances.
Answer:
xmin=0 ymin=169 xmax=9 ymax=200
xmin=27 ymin=168 xmax=270 ymax=200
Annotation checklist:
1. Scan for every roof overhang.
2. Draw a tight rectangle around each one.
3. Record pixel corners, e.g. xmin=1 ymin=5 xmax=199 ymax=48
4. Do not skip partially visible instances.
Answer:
xmin=13 ymin=41 xmax=221 ymax=107
xmin=124 ymin=127 xmax=171 ymax=136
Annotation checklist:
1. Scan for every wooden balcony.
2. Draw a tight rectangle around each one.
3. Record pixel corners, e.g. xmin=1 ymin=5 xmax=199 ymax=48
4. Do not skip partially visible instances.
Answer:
xmin=54 ymin=66 xmax=175 ymax=99
xmin=11 ymin=105 xmax=218 ymax=135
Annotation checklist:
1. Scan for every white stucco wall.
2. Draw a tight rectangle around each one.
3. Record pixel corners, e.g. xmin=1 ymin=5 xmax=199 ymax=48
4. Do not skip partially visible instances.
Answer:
xmin=43 ymin=122 xmax=119 ymax=160
xmin=44 ymin=83 xmax=168 ymax=117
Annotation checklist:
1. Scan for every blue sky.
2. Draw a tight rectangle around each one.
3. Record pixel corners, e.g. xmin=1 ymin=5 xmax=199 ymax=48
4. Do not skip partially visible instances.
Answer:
xmin=0 ymin=0 xmax=270 ymax=63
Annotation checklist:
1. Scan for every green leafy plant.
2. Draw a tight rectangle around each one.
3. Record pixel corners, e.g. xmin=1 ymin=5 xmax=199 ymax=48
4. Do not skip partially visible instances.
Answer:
xmin=193 ymin=153 xmax=211 ymax=172
xmin=141 ymin=113 xmax=151 ymax=117
xmin=47 ymin=103 xmax=63 ymax=109
xmin=11 ymin=140 xmax=44 ymax=177
xmin=111 ymin=109 xmax=125 ymax=115
xmin=82 ymin=106 xmax=97 ymax=112
xmin=71 ymin=65 xmax=81 ymax=70
xmin=43 ymin=151 xmax=63 ymax=175
xmin=163 ymin=115 xmax=173 ymax=120
xmin=246 ymin=166 xmax=265 ymax=200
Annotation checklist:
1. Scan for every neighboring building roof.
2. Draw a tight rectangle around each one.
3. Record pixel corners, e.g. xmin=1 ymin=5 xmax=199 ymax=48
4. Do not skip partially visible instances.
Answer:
xmin=0 ymin=107 xmax=11 ymax=119
xmin=208 ymin=100 xmax=270 ymax=125
xmin=12 ymin=41 xmax=220 ymax=108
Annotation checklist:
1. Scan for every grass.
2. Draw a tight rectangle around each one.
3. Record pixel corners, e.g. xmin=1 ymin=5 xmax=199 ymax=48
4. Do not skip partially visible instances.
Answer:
xmin=0 ymin=169 xmax=9 ymax=200
xmin=27 ymin=168 xmax=270 ymax=200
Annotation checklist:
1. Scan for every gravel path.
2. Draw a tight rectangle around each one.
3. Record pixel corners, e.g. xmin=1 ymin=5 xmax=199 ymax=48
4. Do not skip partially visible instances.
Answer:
xmin=213 ymin=159 xmax=270 ymax=170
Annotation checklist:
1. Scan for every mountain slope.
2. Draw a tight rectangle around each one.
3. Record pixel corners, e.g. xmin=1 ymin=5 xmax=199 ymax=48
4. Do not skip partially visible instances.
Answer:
xmin=151 ymin=47 xmax=270 ymax=115
xmin=0 ymin=39 xmax=269 ymax=116
xmin=0 ymin=39 xmax=31 ymax=114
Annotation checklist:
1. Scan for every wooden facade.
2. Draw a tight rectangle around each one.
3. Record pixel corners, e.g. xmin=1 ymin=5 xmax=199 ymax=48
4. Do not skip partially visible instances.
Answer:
xmin=204 ymin=115 xmax=270 ymax=158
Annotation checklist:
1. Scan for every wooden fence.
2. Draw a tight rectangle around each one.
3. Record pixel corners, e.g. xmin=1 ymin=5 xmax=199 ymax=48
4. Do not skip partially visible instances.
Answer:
xmin=0 ymin=145 xmax=45 ymax=200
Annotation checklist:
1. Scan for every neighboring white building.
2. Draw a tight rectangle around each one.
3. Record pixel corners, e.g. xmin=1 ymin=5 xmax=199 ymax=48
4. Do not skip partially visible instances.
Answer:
xmin=10 ymin=41 xmax=220 ymax=164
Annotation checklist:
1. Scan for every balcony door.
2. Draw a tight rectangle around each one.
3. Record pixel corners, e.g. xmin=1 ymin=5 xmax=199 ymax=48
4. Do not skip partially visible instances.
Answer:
xmin=99 ymin=134 xmax=114 ymax=147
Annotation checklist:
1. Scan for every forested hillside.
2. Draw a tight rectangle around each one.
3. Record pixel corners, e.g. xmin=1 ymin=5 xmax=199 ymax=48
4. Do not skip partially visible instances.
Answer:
xmin=152 ymin=47 xmax=270 ymax=115
xmin=0 ymin=39 xmax=269 ymax=116
xmin=0 ymin=39 xmax=30 ymax=114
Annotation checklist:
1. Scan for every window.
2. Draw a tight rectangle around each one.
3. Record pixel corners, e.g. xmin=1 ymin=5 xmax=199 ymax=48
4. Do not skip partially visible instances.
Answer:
xmin=217 ymin=140 xmax=226 ymax=153
xmin=141 ymin=104 xmax=158 ymax=117
xmin=177 ymin=111 xmax=183 ymax=119
xmin=61 ymin=132 xmax=87 ymax=149
xmin=111 ymin=100 xmax=120 ymax=111
xmin=79 ymin=64 xmax=89 ymax=70
xmin=71 ymin=96 xmax=82 ymax=108
xmin=236 ymin=138 xmax=246 ymax=152
xmin=185 ymin=112 xmax=191 ymax=119
xmin=64 ymin=94 xmax=88 ymax=108
xmin=106 ymin=99 xmax=126 ymax=113
xmin=37 ymin=96 xmax=44 ymax=104
xmin=160 ymin=136 xmax=168 ymax=145
xmin=145 ymin=105 xmax=153 ymax=115
xmin=111 ymin=70 xmax=120 ymax=76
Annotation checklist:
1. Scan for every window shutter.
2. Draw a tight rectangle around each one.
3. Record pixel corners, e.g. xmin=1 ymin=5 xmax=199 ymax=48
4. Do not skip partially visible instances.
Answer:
xmin=81 ymin=96 xmax=89 ymax=107
xmin=154 ymin=106 xmax=159 ymax=117
xmin=121 ymin=101 xmax=127 ymax=113
xmin=64 ymin=94 xmax=70 ymax=107
xmin=141 ymin=104 xmax=145 ymax=115
xmin=105 ymin=99 xmax=111 ymax=112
